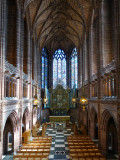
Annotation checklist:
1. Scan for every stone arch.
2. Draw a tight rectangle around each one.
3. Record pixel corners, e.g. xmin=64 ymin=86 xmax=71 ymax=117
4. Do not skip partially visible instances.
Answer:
xmin=22 ymin=107 xmax=30 ymax=132
xmin=100 ymin=109 xmax=118 ymax=154
xmin=101 ymin=109 xmax=117 ymax=131
xmin=3 ymin=110 xmax=19 ymax=154
xmin=106 ymin=117 xmax=118 ymax=153
xmin=90 ymin=107 xmax=98 ymax=139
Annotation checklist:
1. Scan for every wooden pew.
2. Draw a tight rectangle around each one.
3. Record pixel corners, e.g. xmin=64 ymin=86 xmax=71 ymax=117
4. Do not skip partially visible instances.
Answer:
xmin=17 ymin=151 xmax=50 ymax=155
xmin=68 ymin=135 xmax=106 ymax=160
xmin=14 ymin=134 xmax=52 ymax=160
xmin=69 ymin=154 xmax=106 ymax=160
xmin=33 ymin=136 xmax=52 ymax=140
xmin=22 ymin=129 xmax=31 ymax=144
xmin=20 ymin=146 xmax=50 ymax=150
xmin=30 ymin=140 xmax=52 ymax=143
xmin=22 ymin=143 xmax=51 ymax=147
xmin=13 ymin=155 xmax=48 ymax=160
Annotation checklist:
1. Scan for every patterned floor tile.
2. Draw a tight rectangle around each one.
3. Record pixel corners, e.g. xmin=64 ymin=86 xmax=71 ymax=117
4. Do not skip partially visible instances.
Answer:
xmin=46 ymin=125 xmax=73 ymax=160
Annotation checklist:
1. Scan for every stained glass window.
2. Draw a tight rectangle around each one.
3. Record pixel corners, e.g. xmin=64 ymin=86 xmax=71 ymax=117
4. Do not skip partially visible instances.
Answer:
xmin=53 ymin=49 xmax=66 ymax=87
xmin=42 ymin=48 xmax=48 ymax=88
xmin=71 ymin=48 xmax=78 ymax=88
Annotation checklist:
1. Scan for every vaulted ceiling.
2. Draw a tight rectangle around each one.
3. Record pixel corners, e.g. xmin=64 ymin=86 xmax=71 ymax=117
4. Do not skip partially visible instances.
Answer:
xmin=24 ymin=0 xmax=95 ymax=53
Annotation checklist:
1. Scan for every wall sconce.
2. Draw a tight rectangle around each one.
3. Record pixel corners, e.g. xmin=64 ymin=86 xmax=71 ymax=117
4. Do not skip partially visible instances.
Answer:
xmin=71 ymin=85 xmax=77 ymax=104
xmin=33 ymin=95 xmax=39 ymax=108
xmin=43 ymin=87 xmax=48 ymax=105
xmin=80 ymin=96 xmax=88 ymax=111
xmin=43 ymin=97 xmax=48 ymax=105
xmin=72 ymin=97 xmax=76 ymax=104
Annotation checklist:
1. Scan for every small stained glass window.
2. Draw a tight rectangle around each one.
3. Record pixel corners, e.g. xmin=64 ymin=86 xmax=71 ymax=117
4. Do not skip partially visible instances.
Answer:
xmin=71 ymin=48 xmax=78 ymax=88
xmin=42 ymin=48 xmax=48 ymax=88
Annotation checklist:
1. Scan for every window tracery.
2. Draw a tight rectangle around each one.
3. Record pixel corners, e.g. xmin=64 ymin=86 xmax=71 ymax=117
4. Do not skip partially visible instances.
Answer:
xmin=53 ymin=49 xmax=66 ymax=88
xmin=71 ymin=48 xmax=78 ymax=88
xmin=42 ymin=48 xmax=48 ymax=88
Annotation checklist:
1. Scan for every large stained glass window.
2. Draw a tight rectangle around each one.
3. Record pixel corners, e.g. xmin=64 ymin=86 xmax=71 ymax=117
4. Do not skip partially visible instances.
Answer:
xmin=42 ymin=48 xmax=48 ymax=88
xmin=53 ymin=49 xmax=66 ymax=87
xmin=71 ymin=48 xmax=78 ymax=88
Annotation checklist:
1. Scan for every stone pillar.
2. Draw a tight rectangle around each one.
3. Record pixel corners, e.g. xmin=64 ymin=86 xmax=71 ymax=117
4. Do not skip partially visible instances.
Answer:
xmin=99 ymin=0 xmax=104 ymax=69
xmin=84 ymin=35 xmax=88 ymax=81
xmin=0 ymin=0 xmax=6 ymax=158
xmin=18 ymin=5 xmax=24 ymax=146
xmin=66 ymin=55 xmax=70 ymax=88
xmin=27 ymin=30 xmax=33 ymax=129
xmin=100 ymin=129 xmax=107 ymax=153
xmin=37 ymin=47 xmax=41 ymax=121
xmin=96 ymin=11 xmax=102 ymax=150
xmin=90 ymin=12 xmax=97 ymax=76
xmin=103 ymin=0 xmax=114 ymax=67
xmin=114 ymin=0 xmax=120 ymax=158
xmin=87 ymin=34 xmax=91 ymax=135
xmin=79 ymin=48 xmax=82 ymax=88
xmin=49 ymin=52 xmax=53 ymax=88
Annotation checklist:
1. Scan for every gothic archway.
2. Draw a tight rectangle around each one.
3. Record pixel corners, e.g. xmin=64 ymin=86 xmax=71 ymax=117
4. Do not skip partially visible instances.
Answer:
xmin=3 ymin=111 xmax=19 ymax=155
xmin=22 ymin=107 xmax=30 ymax=133
xmin=90 ymin=107 xmax=98 ymax=139
xmin=107 ymin=117 xmax=118 ymax=154
xmin=101 ymin=109 xmax=118 ymax=154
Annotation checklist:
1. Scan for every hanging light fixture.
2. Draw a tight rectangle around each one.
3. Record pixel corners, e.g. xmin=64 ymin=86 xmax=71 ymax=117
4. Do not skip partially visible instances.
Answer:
xmin=33 ymin=95 xmax=39 ymax=108
xmin=72 ymin=85 xmax=77 ymax=104
xmin=43 ymin=96 xmax=48 ymax=105
xmin=33 ymin=84 xmax=39 ymax=108
xmin=43 ymin=88 xmax=48 ymax=105
xmin=72 ymin=86 xmax=76 ymax=104
xmin=80 ymin=95 xmax=88 ymax=111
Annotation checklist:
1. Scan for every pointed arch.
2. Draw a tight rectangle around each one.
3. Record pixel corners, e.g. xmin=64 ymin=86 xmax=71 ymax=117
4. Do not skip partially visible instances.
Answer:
xmin=101 ymin=109 xmax=117 ymax=131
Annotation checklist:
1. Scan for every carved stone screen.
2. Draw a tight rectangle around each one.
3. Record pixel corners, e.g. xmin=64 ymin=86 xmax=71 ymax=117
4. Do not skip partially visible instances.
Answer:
xmin=44 ymin=85 xmax=77 ymax=114
xmin=49 ymin=85 xmax=70 ymax=110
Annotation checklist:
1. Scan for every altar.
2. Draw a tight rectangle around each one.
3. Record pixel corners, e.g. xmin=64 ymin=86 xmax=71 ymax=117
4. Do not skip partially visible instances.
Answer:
xmin=49 ymin=116 xmax=70 ymax=122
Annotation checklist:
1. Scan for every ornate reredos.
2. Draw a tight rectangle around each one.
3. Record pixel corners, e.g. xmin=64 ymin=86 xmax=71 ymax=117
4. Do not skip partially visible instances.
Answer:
xmin=49 ymin=84 xmax=70 ymax=110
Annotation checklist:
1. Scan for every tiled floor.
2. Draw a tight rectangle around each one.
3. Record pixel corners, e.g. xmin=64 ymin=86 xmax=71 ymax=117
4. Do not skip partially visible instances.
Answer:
xmin=45 ymin=125 xmax=74 ymax=160
xmin=2 ymin=155 xmax=13 ymax=160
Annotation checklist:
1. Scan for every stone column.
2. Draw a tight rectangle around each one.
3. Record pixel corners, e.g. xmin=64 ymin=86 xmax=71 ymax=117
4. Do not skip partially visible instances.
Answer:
xmin=0 ymin=0 xmax=6 ymax=158
xmin=36 ymin=47 xmax=41 ymax=121
xmin=49 ymin=52 xmax=53 ymax=88
xmin=84 ymin=35 xmax=88 ymax=82
xmin=87 ymin=33 xmax=91 ymax=135
xmin=18 ymin=5 xmax=24 ymax=146
xmin=97 ymin=10 xmax=102 ymax=150
xmin=99 ymin=0 xmax=104 ymax=69
xmin=103 ymin=0 xmax=114 ymax=67
xmin=28 ymin=30 xmax=33 ymax=129
xmin=79 ymin=48 xmax=82 ymax=89
xmin=114 ymin=0 xmax=120 ymax=158
xmin=66 ymin=55 xmax=70 ymax=88
xmin=90 ymin=11 xmax=97 ymax=77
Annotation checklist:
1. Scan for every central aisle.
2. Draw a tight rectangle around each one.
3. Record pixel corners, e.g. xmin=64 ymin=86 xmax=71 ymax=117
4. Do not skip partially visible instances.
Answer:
xmin=45 ymin=124 xmax=74 ymax=160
